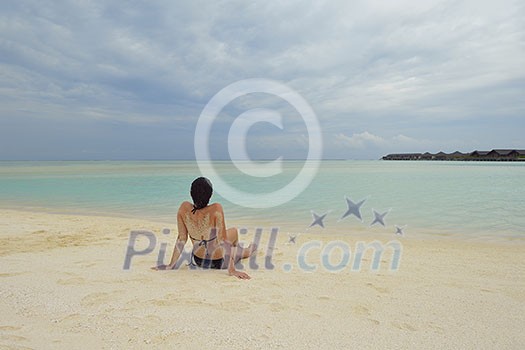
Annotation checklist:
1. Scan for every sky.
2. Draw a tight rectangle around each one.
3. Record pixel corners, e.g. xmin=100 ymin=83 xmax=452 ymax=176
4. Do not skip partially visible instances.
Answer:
xmin=0 ymin=0 xmax=524 ymax=160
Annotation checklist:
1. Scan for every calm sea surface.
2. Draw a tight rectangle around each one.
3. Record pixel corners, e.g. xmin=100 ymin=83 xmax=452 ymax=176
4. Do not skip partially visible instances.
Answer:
xmin=0 ymin=160 xmax=523 ymax=237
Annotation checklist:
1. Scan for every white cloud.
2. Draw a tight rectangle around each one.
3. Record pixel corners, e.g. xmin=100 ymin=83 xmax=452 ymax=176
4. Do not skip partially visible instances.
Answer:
xmin=335 ymin=131 xmax=387 ymax=149
xmin=334 ymin=131 xmax=431 ymax=152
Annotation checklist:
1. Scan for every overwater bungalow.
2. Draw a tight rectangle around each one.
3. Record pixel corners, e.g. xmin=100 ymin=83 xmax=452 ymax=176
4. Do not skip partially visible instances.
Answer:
xmin=382 ymin=149 xmax=525 ymax=161
xmin=382 ymin=153 xmax=422 ymax=160
xmin=434 ymin=151 xmax=448 ymax=160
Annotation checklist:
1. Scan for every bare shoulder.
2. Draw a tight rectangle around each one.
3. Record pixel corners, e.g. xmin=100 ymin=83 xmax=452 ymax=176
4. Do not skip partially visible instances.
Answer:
xmin=178 ymin=201 xmax=193 ymax=214
xmin=208 ymin=203 xmax=224 ymax=214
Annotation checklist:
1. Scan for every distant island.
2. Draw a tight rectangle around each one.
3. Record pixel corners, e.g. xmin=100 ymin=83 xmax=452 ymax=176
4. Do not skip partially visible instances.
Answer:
xmin=382 ymin=149 xmax=525 ymax=161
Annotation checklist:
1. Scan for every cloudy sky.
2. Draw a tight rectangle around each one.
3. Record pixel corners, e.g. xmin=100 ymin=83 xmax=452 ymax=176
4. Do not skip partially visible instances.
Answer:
xmin=0 ymin=0 xmax=524 ymax=160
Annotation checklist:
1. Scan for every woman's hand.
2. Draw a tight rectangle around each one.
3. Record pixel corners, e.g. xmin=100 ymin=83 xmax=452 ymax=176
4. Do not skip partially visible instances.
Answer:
xmin=229 ymin=270 xmax=251 ymax=280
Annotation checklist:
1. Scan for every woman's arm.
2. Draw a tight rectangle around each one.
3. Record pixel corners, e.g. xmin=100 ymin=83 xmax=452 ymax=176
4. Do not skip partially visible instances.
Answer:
xmin=215 ymin=204 xmax=250 ymax=279
xmin=226 ymin=246 xmax=250 ymax=279
xmin=166 ymin=211 xmax=188 ymax=269
xmin=152 ymin=204 xmax=188 ymax=270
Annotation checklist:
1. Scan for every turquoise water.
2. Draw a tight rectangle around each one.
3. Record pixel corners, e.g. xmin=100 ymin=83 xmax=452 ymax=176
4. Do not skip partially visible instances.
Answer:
xmin=0 ymin=160 xmax=524 ymax=237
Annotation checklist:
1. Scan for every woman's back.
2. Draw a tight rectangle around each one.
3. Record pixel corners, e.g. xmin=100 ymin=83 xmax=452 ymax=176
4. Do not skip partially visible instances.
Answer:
xmin=178 ymin=201 xmax=225 ymax=259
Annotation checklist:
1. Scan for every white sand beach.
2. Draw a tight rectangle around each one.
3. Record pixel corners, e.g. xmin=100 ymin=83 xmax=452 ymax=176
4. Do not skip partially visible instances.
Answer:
xmin=1 ymin=209 xmax=524 ymax=349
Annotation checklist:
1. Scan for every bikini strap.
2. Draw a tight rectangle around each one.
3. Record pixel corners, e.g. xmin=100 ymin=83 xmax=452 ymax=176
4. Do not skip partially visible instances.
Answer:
xmin=191 ymin=205 xmax=198 ymax=214
xmin=188 ymin=229 xmax=218 ymax=266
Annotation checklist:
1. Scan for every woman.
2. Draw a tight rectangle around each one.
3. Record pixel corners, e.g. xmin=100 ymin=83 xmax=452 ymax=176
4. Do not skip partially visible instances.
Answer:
xmin=152 ymin=177 xmax=256 ymax=279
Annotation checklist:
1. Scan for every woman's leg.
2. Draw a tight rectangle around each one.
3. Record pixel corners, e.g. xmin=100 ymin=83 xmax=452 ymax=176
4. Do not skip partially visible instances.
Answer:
xmin=225 ymin=227 xmax=239 ymax=246
xmin=226 ymin=227 xmax=256 ymax=259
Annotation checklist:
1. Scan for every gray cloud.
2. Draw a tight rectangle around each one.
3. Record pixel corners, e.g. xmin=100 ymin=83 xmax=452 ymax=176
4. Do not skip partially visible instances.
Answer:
xmin=0 ymin=0 xmax=523 ymax=160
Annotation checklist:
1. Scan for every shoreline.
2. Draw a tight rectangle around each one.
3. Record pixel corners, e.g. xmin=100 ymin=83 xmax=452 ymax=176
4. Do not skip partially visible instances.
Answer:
xmin=0 ymin=204 xmax=522 ymax=242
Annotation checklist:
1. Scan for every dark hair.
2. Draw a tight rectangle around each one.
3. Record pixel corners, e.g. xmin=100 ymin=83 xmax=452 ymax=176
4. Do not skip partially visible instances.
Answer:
xmin=190 ymin=177 xmax=213 ymax=214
